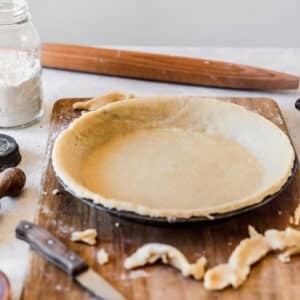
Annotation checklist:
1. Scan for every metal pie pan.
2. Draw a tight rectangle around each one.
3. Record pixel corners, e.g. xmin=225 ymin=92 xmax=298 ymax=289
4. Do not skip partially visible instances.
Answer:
xmin=56 ymin=155 xmax=298 ymax=225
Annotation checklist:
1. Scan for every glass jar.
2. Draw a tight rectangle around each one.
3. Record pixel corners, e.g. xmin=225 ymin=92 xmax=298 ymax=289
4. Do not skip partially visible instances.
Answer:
xmin=0 ymin=0 xmax=43 ymax=128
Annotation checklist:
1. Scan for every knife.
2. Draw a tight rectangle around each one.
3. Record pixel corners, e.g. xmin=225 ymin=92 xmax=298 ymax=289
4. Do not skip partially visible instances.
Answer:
xmin=42 ymin=43 xmax=299 ymax=90
xmin=15 ymin=220 xmax=125 ymax=300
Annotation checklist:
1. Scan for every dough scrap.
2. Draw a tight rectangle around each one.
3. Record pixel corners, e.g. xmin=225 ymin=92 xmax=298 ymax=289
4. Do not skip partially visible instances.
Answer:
xmin=204 ymin=226 xmax=271 ymax=290
xmin=71 ymin=229 xmax=97 ymax=245
xmin=97 ymin=248 xmax=110 ymax=265
xmin=293 ymin=203 xmax=300 ymax=225
xmin=124 ymin=243 xmax=207 ymax=280
xmin=278 ymin=246 xmax=300 ymax=263
xmin=265 ymin=227 xmax=300 ymax=263
xmin=122 ymin=226 xmax=300 ymax=291
xmin=204 ymin=226 xmax=300 ymax=291
xmin=264 ymin=227 xmax=300 ymax=250
xmin=73 ymin=91 xmax=135 ymax=111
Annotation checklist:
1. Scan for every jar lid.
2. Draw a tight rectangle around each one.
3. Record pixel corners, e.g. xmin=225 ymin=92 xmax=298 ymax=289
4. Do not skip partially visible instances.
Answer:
xmin=0 ymin=0 xmax=30 ymax=25
xmin=0 ymin=134 xmax=21 ymax=171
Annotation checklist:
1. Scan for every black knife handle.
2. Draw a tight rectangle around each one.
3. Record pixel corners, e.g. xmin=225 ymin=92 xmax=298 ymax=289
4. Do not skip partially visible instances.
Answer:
xmin=295 ymin=98 xmax=300 ymax=110
xmin=15 ymin=220 xmax=88 ymax=276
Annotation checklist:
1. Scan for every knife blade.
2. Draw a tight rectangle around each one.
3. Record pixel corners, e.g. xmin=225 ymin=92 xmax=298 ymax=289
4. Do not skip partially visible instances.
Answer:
xmin=15 ymin=220 xmax=125 ymax=300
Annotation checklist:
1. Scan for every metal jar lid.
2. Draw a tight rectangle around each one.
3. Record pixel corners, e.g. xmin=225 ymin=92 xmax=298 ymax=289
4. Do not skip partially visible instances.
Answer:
xmin=0 ymin=134 xmax=21 ymax=172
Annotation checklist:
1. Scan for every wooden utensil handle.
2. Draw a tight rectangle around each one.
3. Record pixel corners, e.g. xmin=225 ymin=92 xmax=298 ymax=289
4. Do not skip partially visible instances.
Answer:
xmin=0 ymin=168 xmax=26 ymax=198
xmin=42 ymin=43 xmax=299 ymax=90
xmin=15 ymin=221 xmax=88 ymax=276
xmin=0 ymin=272 xmax=10 ymax=300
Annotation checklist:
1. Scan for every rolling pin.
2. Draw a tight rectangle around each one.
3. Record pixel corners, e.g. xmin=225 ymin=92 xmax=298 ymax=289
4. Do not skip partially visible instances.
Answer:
xmin=42 ymin=43 xmax=299 ymax=90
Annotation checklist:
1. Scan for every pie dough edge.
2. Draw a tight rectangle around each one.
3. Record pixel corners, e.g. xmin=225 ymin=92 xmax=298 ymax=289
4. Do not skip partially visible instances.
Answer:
xmin=52 ymin=97 xmax=296 ymax=219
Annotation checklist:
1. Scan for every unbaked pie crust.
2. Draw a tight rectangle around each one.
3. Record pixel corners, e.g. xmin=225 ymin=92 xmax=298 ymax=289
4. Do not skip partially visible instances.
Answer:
xmin=52 ymin=97 xmax=295 ymax=219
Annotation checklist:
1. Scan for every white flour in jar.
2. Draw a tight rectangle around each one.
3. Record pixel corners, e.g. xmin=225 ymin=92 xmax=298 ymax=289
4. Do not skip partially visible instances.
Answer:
xmin=0 ymin=49 xmax=42 ymax=127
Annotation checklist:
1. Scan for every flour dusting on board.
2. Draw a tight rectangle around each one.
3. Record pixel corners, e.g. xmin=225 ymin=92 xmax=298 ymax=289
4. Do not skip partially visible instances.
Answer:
xmin=56 ymin=220 xmax=75 ymax=235
xmin=121 ymin=270 xmax=149 ymax=280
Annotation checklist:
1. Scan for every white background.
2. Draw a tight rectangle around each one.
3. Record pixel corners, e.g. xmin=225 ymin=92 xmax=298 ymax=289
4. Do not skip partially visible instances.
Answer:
xmin=27 ymin=0 xmax=300 ymax=47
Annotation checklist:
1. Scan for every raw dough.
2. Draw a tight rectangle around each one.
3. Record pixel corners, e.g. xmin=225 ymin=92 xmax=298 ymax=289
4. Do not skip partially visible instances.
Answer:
xmin=293 ymin=204 xmax=300 ymax=225
xmin=204 ymin=226 xmax=271 ymax=290
xmin=122 ymin=226 xmax=300 ymax=290
xmin=53 ymin=96 xmax=295 ymax=218
xmin=264 ymin=227 xmax=300 ymax=250
xmin=97 ymin=248 xmax=109 ymax=265
xmin=204 ymin=226 xmax=300 ymax=290
xmin=71 ymin=229 xmax=97 ymax=245
xmin=265 ymin=227 xmax=300 ymax=263
xmin=124 ymin=243 xmax=207 ymax=280
xmin=73 ymin=91 xmax=135 ymax=111
xmin=278 ymin=246 xmax=300 ymax=263
xmin=82 ymin=129 xmax=263 ymax=211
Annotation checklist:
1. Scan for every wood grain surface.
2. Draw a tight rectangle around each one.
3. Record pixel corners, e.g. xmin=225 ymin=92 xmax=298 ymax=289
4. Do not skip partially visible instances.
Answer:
xmin=21 ymin=97 xmax=300 ymax=300
xmin=42 ymin=43 xmax=299 ymax=90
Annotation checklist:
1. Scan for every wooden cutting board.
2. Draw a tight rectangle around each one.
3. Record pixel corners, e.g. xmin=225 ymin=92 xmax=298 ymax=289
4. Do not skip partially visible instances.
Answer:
xmin=21 ymin=97 xmax=300 ymax=300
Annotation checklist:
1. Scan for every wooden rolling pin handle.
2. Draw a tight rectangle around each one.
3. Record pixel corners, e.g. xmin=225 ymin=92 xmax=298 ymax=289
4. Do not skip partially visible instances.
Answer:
xmin=42 ymin=43 xmax=300 ymax=90
xmin=0 ymin=167 xmax=26 ymax=198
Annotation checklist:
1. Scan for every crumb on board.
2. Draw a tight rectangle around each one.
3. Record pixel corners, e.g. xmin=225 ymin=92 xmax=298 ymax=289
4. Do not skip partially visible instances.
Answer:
xmin=166 ymin=216 xmax=177 ymax=223
xmin=294 ymin=204 xmax=300 ymax=225
xmin=278 ymin=247 xmax=300 ymax=263
xmin=277 ymin=210 xmax=282 ymax=215
xmin=55 ymin=284 xmax=62 ymax=291
xmin=97 ymin=248 xmax=110 ymax=265
xmin=121 ymin=270 xmax=149 ymax=280
xmin=115 ymin=222 xmax=120 ymax=228
xmin=52 ymin=189 xmax=60 ymax=195
xmin=71 ymin=229 xmax=97 ymax=245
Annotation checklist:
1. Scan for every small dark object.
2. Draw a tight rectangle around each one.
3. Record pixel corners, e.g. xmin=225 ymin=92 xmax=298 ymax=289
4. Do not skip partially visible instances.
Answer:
xmin=295 ymin=99 xmax=300 ymax=110
xmin=0 ymin=167 xmax=26 ymax=198
xmin=0 ymin=134 xmax=21 ymax=172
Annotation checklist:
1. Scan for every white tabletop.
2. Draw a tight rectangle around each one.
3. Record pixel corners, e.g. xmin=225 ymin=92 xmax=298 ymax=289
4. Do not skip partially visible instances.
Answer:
xmin=1 ymin=47 xmax=300 ymax=299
